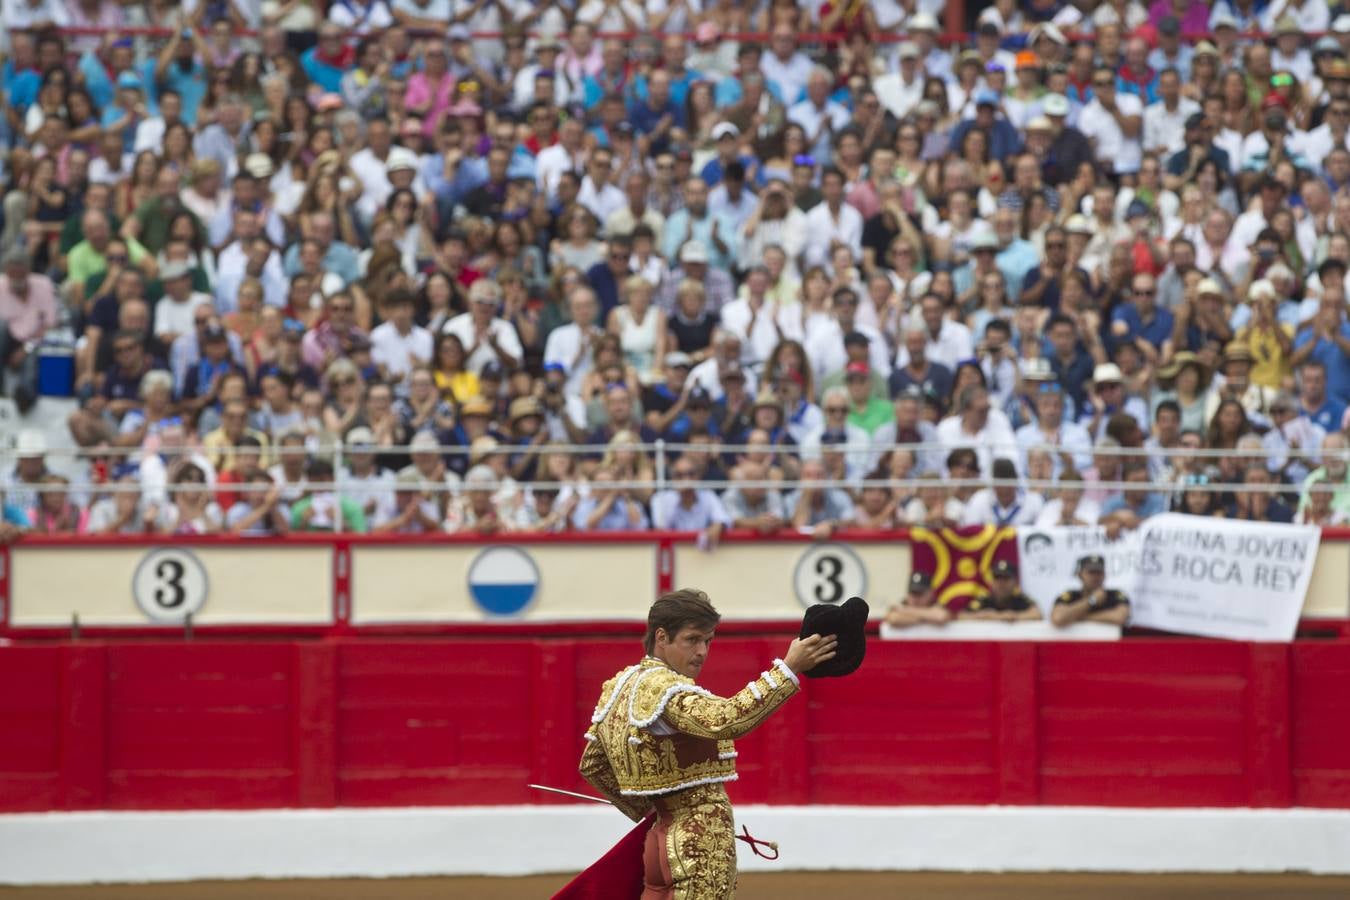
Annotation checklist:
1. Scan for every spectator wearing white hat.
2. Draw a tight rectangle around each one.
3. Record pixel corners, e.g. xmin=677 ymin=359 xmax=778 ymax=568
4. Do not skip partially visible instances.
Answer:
xmin=1079 ymin=363 xmax=1152 ymax=442
xmin=904 ymin=12 xmax=952 ymax=83
xmin=441 ymin=279 xmax=524 ymax=375
xmin=655 ymin=240 xmax=736 ymax=315
xmin=874 ymin=42 xmax=925 ymax=121
xmin=153 ymin=260 xmax=213 ymax=347
xmin=661 ymin=178 xmax=737 ymax=272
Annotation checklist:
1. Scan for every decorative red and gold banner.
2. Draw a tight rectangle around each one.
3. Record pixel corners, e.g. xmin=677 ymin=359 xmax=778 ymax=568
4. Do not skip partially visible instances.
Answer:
xmin=910 ymin=525 xmax=1019 ymax=611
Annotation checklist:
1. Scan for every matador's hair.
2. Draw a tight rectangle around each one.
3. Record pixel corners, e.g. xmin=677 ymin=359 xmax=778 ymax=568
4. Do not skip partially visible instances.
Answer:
xmin=644 ymin=589 xmax=722 ymax=655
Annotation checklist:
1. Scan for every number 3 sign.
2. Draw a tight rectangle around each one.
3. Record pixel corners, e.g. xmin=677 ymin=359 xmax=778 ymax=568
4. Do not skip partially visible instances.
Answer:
xmin=132 ymin=548 xmax=209 ymax=622
xmin=792 ymin=543 xmax=867 ymax=609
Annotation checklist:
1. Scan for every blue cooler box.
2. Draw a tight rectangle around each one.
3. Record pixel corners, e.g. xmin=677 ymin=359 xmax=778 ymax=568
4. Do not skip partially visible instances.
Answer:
xmin=37 ymin=344 xmax=75 ymax=397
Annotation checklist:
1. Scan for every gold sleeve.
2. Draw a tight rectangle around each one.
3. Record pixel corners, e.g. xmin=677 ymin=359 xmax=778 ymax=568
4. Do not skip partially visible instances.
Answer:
xmin=660 ymin=659 xmax=800 ymax=741
xmin=578 ymin=738 xmax=653 ymax=823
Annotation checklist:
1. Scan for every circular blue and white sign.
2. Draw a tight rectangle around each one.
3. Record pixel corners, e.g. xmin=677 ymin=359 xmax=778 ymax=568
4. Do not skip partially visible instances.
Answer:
xmin=467 ymin=546 xmax=540 ymax=617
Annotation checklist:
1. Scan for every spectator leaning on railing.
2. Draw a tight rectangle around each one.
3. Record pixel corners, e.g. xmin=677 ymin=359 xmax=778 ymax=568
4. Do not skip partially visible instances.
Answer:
xmin=0 ymin=11 xmax=1345 ymax=534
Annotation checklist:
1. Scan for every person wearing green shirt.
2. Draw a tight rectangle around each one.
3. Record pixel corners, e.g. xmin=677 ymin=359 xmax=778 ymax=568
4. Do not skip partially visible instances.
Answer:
xmin=65 ymin=209 xmax=150 ymax=292
xmin=289 ymin=459 xmax=370 ymax=533
xmin=1298 ymin=433 xmax=1350 ymax=520
xmin=58 ymin=183 xmax=120 ymax=255
xmin=129 ymin=166 xmax=202 ymax=255
xmin=819 ymin=331 xmax=888 ymax=401
xmin=843 ymin=361 xmax=895 ymax=436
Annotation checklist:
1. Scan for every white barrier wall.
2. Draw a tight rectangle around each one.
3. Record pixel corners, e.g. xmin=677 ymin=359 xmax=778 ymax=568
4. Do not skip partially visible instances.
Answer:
xmin=2 ymin=536 xmax=1346 ymax=629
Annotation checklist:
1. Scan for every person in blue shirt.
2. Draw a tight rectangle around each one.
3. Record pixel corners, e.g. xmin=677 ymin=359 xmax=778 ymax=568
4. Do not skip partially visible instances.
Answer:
xmin=1112 ymin=272 xmax=1175 ymax=357
xmin=651 ymin=457 xmax=732 ymax=545
xmin=1292 ymin=294 xmax=1350 ymax=405
xmin=150 ymin=26 xmax=208 ymax=125
xmin=699 ymin=123 xmax=755 ymax=186
xmin=101 ymin=72 xmax=147 ymax=154
xmin=628 ymin=69 xmax=683 ymax=156
xmin=1100 ymin=463 xmax=1168 ymax=524
xmin=1297 ymin=360 xmax=1346 ymax=433
xmin=2 ymin=33 xmax=41 ymax=118
xmin=572 ymin=467 xmax=650 ymax=532
xmin=301 ymin=24 xmax=356 ymax=95
xmin=949 ymin=90 xmax=1024 ymax=163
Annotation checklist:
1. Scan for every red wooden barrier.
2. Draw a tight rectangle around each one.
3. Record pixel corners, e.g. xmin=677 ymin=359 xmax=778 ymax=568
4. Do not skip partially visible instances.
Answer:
xmin=4 ymin=637 xmax=1350 ymax=813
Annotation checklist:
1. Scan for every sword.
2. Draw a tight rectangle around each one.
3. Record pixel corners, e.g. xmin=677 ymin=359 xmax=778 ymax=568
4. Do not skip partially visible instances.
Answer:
xmin=528 ymin=784 xmax=613 ymax=804
xmin=527 ymin=784 xmax=780 ymax=859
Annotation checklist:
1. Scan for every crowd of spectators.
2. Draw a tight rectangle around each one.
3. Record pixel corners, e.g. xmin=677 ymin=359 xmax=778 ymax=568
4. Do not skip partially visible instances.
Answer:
xmin=1 ymin=1 xmax=1350 ymax=538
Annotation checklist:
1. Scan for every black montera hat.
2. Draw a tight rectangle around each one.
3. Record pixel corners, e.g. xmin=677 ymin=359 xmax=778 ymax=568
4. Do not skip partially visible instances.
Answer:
xmin=799 ymin=596 xmax=868 ymax=679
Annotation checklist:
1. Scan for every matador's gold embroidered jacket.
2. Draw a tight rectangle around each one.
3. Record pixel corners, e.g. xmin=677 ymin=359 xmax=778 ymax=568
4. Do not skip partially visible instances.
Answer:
xmin=578 ymin=656 xmax=801 ymax=821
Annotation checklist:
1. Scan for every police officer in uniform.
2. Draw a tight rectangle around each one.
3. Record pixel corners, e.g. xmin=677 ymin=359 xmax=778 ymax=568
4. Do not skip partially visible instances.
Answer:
xmin=884 ymin=571 xmax=953 ymax=628
xmin=1051 ymin=554 xmax=1131 ymax=627
xmin=960 ymin=559 xmax=1042 ymax=621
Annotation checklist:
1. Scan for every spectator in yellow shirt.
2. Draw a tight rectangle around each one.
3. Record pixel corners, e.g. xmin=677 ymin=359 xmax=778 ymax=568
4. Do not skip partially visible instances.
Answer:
xmin=1234 ymin=280 xmax=1295 ymax=390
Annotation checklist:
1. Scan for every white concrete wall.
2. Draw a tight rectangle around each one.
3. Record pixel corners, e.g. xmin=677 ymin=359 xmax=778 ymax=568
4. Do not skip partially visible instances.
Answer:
xmin=4 ymin=805 xmax=1350 ymax=885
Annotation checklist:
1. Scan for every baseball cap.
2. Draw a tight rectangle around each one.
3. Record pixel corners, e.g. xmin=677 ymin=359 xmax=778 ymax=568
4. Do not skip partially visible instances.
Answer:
xmin=1157 ymin=15 xmax=1180 ymax=37
xmin=159 ymin=260 xmax=191 ymax=281
xmin=116 ymin=71 xmax=142 ymax=91
xmin=202 ymin=321 xmax=228 ymax=342
xmin=992 ymin=559 xmax=1018 ymax=578
xmin=842 ymin=331 xmax=871 ymax=348
xmin=845 ymin=361 xmax=870 ymax=378
xmin=282 ymin=318 xmax=305 ymax=339
xmin=1064 ymin=214 xmax=1093 ymax=234
xmin=975 ymin=89 xmax=1002 ymax=108
xmin=909 ymin=12 xmax=938 ymax=31
xmin=711 ymin=122 xmax=740 ymax=141
xmin=686 ymin=386 xmax=712 ymax=408
xmin=908 ymin=571 xmax=933 ymax=591
xmin=1015 ymin=51 xmax=1040 ymax=70
xmin=1125 ymin=199 xmax=1151 ymax=220
xmin=345 ymin=426 xmax=375 ymax=449
xmin=447 ymin=23 xmax=471 ymax=41
xmin=897 ymin=42 xmax=920 ymax=60
xmin=1025 ymin=115 xmax=1053 ymax=132
xmin=1315 ymin=36 xmax=1344 ymax=56
xmin=679 ymin=240 xmax=710 ymax=264
xmin=1042 ymin=93 xmax=1070 ymax=117
xmin=1078 ymin=554 xmax=1106 ymax=573
xmin=385 ymin=149 xmax=418 ymax=173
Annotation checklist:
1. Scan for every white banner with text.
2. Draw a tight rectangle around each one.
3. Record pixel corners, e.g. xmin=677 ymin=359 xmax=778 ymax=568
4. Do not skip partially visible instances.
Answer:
xmin=1016 ymin=516 xmax=1321 ymax=641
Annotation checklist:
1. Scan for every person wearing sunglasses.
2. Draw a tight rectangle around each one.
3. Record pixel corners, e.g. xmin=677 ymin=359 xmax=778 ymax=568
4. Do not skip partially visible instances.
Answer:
xmin=1078 ymin=65 xmax=1144 ymax=179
